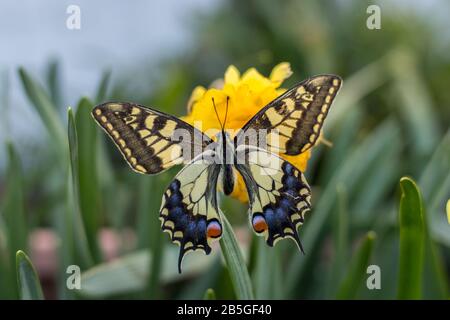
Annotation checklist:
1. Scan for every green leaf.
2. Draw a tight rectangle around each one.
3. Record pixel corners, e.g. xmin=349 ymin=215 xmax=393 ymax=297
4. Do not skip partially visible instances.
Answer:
xmin=0 ymin=142 xmax=28 ymax=298
xmin=336 ymin=231 xmax=376 ymax=299
xmin=46 ymin=60 xmax=63 ymax=108
xmin=388 ymin=48 xmax=440 ymax=157
xmin=16 ymin=250 xmax=44 ymax=300
xmin=136 ymin=175 xmax=167 ymax=299
xmin=67 ymin=107 xmax=94 ymax=268
xmin=75 ymin=98 xmax=101 ymax=260
xmin=252 ymin=239 xmax=282 ymax=299
xmin=203 ymin=288 xmax=216 ymax=300
xmin=397 ymin=177 xmax=425 ymax=299
xmin=18 ymin=67 xmax=67 ymax=158
xmin=420 ymin=130 xmax=450 ymax=247
xmin=2 ymin=142 xmax=28 ymax=262
xmin=327 ymin=185 xmax=349 ymax=297
xmin=79 ymin=247 xmax=215 ymax=298
xmin=219 ymin=212 xmax=254 ymax=300
xmin=447 ymin=200 xmax=450 ymax=224
xmin=326 ymin=56 xmax=389 ymax=128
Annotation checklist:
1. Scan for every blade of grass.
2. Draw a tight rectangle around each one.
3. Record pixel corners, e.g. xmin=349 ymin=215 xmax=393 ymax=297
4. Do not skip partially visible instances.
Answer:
xmin=447 ymin=200 xmax=450 ymax=224
xmin=421 ymin=184 xmax=449 ymax=298
xmin=326 ymin=56 xmax=389 ymax=128
xmin=0 ymin=69 xmax=10 ymax=136
xmin=352 ymin=137 xmax=400 ymax=226
xmin=219 ymin=212 xmax=254 ymax=300
xmin=0 ymin=214 xmax=17 ymax=299
xmin=54 ymin=167 xmax=76 ymax=299
xmin=16 ymin=250 xmax=44 ymax=300
xmin=319 ymin=107 xmax=362 ymax=185
xmin=68 ymin=107 xmax=94 ymax=268
xmin=397 ymin=177 xmax=425 ymax=299
xmin=419 ymin=130 xmax=450 ymax=201
xmin=18 ymin=67 xmax=67 ymax=158
xmin=137 ymin=175 xmax=167 ymax=299
xmin=0 ymin=142 xmax=27 ymax=299
xmin=388 ymin=47 xmax=440 ymax=157
xmin=75 ymin=98 xmax=101 ymax=261
xmin=252 ymin=238 xmax=283 ymax=299
xmin=326 ymin=185 xmax=349 ymax=297
xmin=2 ymin=142 xmax=28 ymax=264
xmin=95 ymin=69 xmax=111 ymax=103
xmin=46 ymin=59 xmax=62 ymax=108
xmin=336 ymin=231 xmax=376 ymax=299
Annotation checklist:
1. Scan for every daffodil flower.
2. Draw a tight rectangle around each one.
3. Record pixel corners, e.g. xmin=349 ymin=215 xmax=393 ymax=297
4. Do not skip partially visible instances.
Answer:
xmin=182 ymin=63 xmax=313 ymax=202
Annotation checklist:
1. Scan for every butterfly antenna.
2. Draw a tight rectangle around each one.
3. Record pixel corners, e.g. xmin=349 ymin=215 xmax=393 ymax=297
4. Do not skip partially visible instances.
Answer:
xmin=211 ymin=97 xmax=224 ymax=130
xmin=223 ymin=96 xmax=230 ymax=130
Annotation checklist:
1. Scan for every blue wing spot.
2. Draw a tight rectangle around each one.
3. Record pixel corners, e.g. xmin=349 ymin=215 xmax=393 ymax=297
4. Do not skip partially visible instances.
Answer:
xmin=161 ymin=178 xmax=221 ymax=273
xmin=169 ymin=179 xmax=181 ymax=191
xmin=254 ymin=162 xmax=309 ymax=250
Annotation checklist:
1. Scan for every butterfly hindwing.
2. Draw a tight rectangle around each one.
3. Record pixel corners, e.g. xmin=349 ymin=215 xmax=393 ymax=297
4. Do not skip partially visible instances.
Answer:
xmin=236 ymin=74 xmax=342 ymax=155
xmin=92 ymin=102 xmax=212 ymax=174
xmin=159 ymin=151 xmax=222 ymax=272
xmin=235 ymin=146 xmax=311 ymax=250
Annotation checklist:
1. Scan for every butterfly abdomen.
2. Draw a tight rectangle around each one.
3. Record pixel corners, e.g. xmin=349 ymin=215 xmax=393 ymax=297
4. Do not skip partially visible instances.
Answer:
xmin=222 ymin=164 xmax=235 ymax=195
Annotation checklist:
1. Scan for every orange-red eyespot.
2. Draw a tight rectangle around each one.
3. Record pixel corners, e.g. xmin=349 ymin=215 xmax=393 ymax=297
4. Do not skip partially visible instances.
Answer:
xmin=252 ymin=214 xmax=268 ymax=233
xmin=207 ymin=220 xmax=222 ymax=238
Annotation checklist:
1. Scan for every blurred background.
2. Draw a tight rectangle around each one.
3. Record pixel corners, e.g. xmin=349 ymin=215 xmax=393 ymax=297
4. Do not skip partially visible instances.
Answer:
xmin=0 ymin=0 xmax=449 ymax=299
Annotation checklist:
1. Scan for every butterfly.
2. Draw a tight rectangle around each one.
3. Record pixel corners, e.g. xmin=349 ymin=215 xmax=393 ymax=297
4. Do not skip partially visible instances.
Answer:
xmin=92 ymin=74 xmax=342 ymax=272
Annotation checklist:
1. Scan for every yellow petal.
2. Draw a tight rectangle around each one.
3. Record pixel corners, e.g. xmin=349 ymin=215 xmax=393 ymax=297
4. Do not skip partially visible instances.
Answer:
xmin=270 ymin=62 xmax=292 ymax=87
xmin=224 ymin=65 xmax=240 ymax=85
xmin=187 ymin=86 xmax=206 ymax=113
xmin=283 ymin=150 xmax=311 ymax=173
xmin=241 ymin=67 xmax=266 ymax=82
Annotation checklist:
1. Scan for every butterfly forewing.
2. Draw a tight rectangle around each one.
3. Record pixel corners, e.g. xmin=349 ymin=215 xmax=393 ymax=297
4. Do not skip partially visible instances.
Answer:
xmin=92 ymin=102 xmax=212 ymax=174
xmin=236 ymin=74 xmax=342 ymax=155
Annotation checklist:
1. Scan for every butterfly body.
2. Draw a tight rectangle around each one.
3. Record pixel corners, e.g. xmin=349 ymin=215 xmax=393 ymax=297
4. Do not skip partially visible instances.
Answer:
xmin=215 ymin=130 xmax=236 ymax=195
xmin=92 ymin=74 xmax=342 ymax=272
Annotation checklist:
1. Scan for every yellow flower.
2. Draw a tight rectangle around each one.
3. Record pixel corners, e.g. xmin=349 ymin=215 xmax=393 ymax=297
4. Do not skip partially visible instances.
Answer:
xmin=183 ymin=63 xmax=312 ymax=202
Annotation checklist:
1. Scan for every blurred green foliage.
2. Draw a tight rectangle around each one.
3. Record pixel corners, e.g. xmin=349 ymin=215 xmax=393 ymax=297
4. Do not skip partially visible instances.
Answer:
xmin=0 ymin=0 xmax=449 ymax=299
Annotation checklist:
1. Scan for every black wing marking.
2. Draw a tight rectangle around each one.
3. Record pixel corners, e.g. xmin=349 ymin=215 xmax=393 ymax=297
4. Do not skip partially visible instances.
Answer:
xmin=92 ymin=102 xmax=213 ymax=174
xmin=235 ymin=75 xmax=342 ymax=155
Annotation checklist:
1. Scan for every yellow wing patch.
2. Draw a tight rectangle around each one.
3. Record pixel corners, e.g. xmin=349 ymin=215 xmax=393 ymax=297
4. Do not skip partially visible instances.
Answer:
xmin=236 ymin=146 xmax=311 ymax=251
xmin=237 ymin=75 xmax=342 ymax=156
xmin=92 ymin=102 xmax=212 ymax=174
